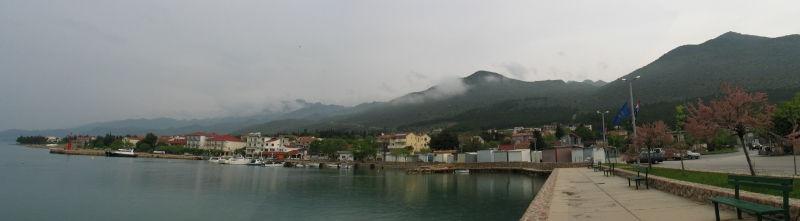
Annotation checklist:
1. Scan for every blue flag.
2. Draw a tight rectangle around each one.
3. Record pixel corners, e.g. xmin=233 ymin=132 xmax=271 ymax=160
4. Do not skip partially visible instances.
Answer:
xmin=612 ymin=102 xmax=630 ymax=125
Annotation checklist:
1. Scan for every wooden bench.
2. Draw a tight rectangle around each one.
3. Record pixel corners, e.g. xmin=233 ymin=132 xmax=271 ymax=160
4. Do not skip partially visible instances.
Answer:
xmin=587 ymin=160 xmax=595 ymax=169
xmin=593 ymin=161 xmax=603 ymax=172
xmin=602 ymin=163 xmax=614 ymax=177
xmin=708 ymin=175 xmax=793 ymax=221
xmin=627 ymin=166 xmax=648 ymax=190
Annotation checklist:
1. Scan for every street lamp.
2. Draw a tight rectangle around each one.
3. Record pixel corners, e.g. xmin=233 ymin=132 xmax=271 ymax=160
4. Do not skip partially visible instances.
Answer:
xmin=597 ymin=111 xmax=609 ymax=144
xmin=620 ymin=76 xmax=640 ymax=137
xmin=597 ymin=110 xmax=611 ymax=164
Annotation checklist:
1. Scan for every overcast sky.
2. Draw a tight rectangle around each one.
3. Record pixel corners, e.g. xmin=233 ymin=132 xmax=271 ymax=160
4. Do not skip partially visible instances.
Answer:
xmin=1 ymin=1 xmax=798 ymax=131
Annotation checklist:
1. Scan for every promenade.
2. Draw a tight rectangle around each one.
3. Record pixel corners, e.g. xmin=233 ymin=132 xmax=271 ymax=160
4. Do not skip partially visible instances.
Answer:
xmin=524 ymin=167 xmax=755 ymax=221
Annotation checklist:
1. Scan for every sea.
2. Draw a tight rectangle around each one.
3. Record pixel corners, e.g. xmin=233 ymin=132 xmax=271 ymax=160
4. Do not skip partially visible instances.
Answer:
xmin=0 ymin=144 xmax=546 ymax=221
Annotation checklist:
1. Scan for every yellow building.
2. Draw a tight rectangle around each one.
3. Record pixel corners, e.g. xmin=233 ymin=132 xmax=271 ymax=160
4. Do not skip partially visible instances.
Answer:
xmin=377 ymin=132 xmax=431 ymax=153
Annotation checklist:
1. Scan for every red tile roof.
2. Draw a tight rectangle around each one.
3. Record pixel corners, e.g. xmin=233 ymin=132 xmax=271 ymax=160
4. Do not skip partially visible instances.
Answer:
xmin=296 ymin=137 xmax=317 ymax=143
xmin=260 ymin=150 xmax=300 ymax=155
xmin=167 ymin=139 xmax=187 ymax=145
xmin=186 ymin=132 xmax=217 ymax=137
xmin=206 ymin=135 xmax=243 ymax=142
xmin=499 ymin=144 xmax=515 ymax=151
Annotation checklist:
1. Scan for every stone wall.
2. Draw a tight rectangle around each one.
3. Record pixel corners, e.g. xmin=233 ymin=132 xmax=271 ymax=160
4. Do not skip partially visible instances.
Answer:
xmin=520 ymin=169 xmax=559 ymax=221
xmin=365 ymin=161 xmax=589 ymax=170
xmin=614 ymin=168 xmax=800 ymax=220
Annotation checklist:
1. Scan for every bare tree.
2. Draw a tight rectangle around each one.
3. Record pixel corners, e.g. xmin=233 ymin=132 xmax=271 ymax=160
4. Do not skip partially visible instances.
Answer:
xmin=685 ymin=82 xmax=776 ymax=176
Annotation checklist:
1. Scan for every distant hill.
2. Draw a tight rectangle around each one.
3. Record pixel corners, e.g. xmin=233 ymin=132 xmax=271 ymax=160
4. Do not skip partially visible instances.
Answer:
xmin=297 ymin=32 xmax=800 ymax=133
xmin=585 ymin=32 xmax=800 ymax=111
xmin=4 ymin=31 xmax=800 ymax=140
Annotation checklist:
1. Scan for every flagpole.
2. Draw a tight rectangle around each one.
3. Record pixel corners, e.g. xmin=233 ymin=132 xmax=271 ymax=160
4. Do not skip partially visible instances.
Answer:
xmin=622 ymin=76 xmax=640 ymax=137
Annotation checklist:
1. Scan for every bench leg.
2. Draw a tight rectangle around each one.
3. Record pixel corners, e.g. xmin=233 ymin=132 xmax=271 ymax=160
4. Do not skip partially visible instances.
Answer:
xmin=737 ymin=208 xmax=741 ymax=220
xmin=628 ymin=178 xmax=631 ymax=187
xmin=645 ymin=179 xmax=649 ymax=189
xmin=756 ymin=214 xmax=762 ymax=221
xmin=713 ymin=202 xmax=720 ymax=221
xmin=635 ymin=180 xmax=639 ymax=190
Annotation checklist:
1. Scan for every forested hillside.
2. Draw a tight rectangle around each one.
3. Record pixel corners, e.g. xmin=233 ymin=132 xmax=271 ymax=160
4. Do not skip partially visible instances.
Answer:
xmin=265 ymin=32 xmax=800 ymax=135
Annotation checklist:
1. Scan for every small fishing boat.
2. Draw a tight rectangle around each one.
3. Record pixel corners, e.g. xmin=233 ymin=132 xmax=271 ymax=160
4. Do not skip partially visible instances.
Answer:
xmin=247 ymin=159 xmax=264 ymax=166
xmin=263 ymin=161 xmax=283 ymax=167
xmin=105 ymin=149 xmax=137 ymax=158
xmin=454 ymin=169 xmax=469 ymax=174
xmin=208 ymin=157 xmax=221 ymax=163
xmin=224 ymin=155 xmax=249 ymax=165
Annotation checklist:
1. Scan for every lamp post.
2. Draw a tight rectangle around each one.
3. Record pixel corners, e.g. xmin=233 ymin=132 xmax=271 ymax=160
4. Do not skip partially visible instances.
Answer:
xmin=597 ymin=110 xmax=609 ymax=163
xmin=620 ymin=76 xmax=640 ymax=137
xmin=597 ymin=110 xmax=609 ymax=144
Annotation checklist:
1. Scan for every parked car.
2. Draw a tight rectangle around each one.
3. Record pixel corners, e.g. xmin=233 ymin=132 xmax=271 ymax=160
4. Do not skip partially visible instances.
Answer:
xmin=626 ymin=153 xmax=662 ymax=164
xmin=672 ymin=150 xmax=701 ymax=160
xmin=748 ymin=139 xmax=763 ymax=150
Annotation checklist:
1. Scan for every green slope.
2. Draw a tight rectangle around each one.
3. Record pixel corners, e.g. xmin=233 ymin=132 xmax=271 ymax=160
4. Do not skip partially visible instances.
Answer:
xmin=237 ymin=32 xmax=800 ymax=135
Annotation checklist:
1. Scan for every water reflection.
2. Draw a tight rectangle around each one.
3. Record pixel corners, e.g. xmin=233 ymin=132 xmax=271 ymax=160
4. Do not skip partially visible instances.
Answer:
xmin=0 ymin=145 xmax=545 ymax=221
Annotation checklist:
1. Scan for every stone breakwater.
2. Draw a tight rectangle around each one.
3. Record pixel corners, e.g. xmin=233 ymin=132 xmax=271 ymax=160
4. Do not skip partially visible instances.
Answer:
xmin=367 ymin=161 xmax=590 ymax=170
xmin=403 ymin=162 xmax=588 ymax=177
xmin=520 ymin=169 xmax=559 ymax=221
xmin=48 ymin=148 xmax=203 ymax=160
xmin=613 ymin=168 xmax=800 ymax=220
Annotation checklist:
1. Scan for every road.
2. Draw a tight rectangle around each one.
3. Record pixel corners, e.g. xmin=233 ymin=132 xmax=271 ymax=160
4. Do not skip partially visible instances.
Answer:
xmin=614 ymin=147 xmax=800 ymax=177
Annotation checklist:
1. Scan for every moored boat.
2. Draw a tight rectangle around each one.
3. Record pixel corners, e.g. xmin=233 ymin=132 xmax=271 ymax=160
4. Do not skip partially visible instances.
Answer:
xmin=263 ymin=161 xmax=283 ymax=167
xmin=223 ymin=155 xmax=249 ymax=165
xmin=208 ymin=157 xmax=221 ymax=163
xmin=105 ymin=149 xmax=137 ymax=158
xmin=247 ymin=159 xmax=264 ymax=166
xmin=454 ymin=169 xmax=469 ymax=173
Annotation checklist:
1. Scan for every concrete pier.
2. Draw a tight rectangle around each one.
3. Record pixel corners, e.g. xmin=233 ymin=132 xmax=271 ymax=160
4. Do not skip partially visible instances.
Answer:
xmin=521 ymin=168 xmax=755 ymax=221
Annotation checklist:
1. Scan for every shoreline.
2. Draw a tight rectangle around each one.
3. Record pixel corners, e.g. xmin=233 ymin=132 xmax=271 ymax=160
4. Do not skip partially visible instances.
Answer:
xmin=47 ymin=148 xmax=203 ymax=160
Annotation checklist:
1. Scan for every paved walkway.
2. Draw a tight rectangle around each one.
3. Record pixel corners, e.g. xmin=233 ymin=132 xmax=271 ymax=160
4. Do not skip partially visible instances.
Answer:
xmin=547 ymin=168 xmax=754 ymax=221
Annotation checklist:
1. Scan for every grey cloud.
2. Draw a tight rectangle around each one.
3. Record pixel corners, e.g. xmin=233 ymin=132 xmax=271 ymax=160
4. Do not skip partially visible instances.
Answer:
xmin=391 ymin=76 xmax=470 ymax=105
xmin=380 ymin=82 xmax=396 ymax=93
xmin=495 ymin=61 xmax=530 ymax=79
xmin=406 ymin=71 xmax=430 ymax=83
xmin=597 ymin=62 xmax=609 ymax=72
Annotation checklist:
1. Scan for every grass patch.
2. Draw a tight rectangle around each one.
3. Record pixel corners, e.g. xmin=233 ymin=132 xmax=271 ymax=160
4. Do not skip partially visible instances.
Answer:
xmin=701 ymin=149 xmax=738 ymax=155
xmin=610 ymin=164 xmax=800 ymax=199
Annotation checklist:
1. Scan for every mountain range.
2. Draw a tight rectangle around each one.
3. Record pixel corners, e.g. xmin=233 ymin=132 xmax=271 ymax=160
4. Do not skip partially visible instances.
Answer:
xmin=3 ymin=32 xmax=799 ymax=141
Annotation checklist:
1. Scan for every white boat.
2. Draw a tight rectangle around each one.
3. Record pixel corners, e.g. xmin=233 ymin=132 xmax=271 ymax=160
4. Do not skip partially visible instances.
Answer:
xmin=224 ymin=155 xmax=249 ymax=165
xmin=325 ymin=163 xmax=339 ymax=168
xmin=247 ymin=159 xmax=264 ymax=166
xmin=454 ymin=169 xmax=469 ymax=173
xmin=208 ymin=157 xmax=221 ymax=163
xmin=305 ymin=163 xmax=319 ymax=168
xmin=106 ymin=149 xmax=137 ymax=158
xmin=263 ymin=161 xmax=283 ymax=167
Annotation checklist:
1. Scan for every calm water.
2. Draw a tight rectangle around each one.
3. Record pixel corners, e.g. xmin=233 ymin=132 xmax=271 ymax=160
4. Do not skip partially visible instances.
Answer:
xmin=0 ymin=144 xmax=546 ymax=221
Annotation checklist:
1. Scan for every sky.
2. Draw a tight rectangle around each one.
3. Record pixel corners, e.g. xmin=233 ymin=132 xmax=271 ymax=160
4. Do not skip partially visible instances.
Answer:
xmin=1 ymin=1 xmax=799 ymax=131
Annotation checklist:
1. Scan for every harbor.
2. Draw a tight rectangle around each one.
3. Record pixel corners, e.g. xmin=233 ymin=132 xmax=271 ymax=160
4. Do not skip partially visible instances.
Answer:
xmin=2 ymin=144 xmax=546 ymax=221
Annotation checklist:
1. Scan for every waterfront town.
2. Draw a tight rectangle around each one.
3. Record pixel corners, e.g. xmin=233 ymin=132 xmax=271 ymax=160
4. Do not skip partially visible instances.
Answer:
xmin=35 ymin=124 xmax=636 ymax=163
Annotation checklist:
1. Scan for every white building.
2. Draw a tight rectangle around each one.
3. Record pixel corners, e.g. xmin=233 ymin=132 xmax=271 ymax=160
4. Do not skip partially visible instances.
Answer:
xmin=186 ymin=132 xmax=218 ymax=149
xmin=206 ymin=135 xmax=245 ymax=156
